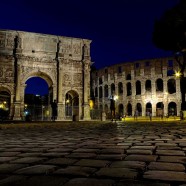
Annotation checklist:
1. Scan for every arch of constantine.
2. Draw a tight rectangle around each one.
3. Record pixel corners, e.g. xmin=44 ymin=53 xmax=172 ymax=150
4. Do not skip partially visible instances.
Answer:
xmin=0 ymin=29 xmax=91 ymax=121
xmin=91 ymin=58 xmax=182 ymax=118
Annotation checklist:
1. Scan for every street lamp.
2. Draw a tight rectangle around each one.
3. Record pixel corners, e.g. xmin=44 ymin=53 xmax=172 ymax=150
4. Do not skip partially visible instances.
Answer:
xmin=175 ymin=70 xmax=181 ymax=78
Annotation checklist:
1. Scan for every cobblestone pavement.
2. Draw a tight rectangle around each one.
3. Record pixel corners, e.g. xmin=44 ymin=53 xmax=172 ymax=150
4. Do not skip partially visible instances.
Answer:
xmin=0 ymin=121 xmax=186 ymax=185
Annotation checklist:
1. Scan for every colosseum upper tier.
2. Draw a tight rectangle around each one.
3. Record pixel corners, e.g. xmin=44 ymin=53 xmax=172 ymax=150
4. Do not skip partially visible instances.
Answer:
xmin=91 ymin=57 xmax=182 ymax=118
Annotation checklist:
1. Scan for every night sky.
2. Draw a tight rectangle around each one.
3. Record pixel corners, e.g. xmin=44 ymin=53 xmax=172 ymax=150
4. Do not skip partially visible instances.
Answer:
xmin=0 ymin=0 xmax=180 ymax=95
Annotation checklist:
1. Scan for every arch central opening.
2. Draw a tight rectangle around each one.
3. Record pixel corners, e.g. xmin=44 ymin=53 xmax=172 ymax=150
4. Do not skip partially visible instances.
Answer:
xmin=24 ymin=77 xmax=51 ymax=121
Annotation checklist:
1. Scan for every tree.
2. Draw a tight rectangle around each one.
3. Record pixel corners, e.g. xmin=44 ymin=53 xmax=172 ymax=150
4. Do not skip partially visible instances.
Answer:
xmin=152 ymin=0 xmax=186 ymax=110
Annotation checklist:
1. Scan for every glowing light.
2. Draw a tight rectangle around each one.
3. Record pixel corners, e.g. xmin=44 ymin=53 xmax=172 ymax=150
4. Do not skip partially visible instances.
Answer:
xmin=175 ymin=70 xmax=182 ymax=78
xmin=66 ymin=99 xmax=70 ymax=104
xmin=89 ymin=100 xmax=94 ymax=109
xmin=113 ymin=95 xmax=118 ymax=101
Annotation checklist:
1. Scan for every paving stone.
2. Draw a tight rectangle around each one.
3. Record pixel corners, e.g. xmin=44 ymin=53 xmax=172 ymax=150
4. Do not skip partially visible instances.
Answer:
xmin=144 ymin=170 xmax=186 ymax=182
xmin=0 ymin=157 xmax=18 ymax=163
xmin=134 ymin=142 xmax=154 ymax=146
xmin=75 ymin=159 xmax=110 ymax=167
xmin=63 ymin=178 xmax=115 ymax=186
xmin=67 ymin=153 xmax=97 ymax=159
xmin=127 ymin=135 xmax=144 ymax=139
xmin=54 ymin=166 xmax=97 ymax=177
xmin=125 ymin=155 xmax=158 ymax=162
xmin=126 ymin=149 xmax=153 ymax=155
xmin=73 ymin=148 xmax=99 ymax=153
xmin=95 ymin=167 xmax=138 ymax=179
xmin=45 ymin=158 xmax=78 ymax=166
xmin=157 ymin=146 xmax=181 ymax=150
xmin=158 ymin=156 xmax=186 ymax=163
xmin=1 ymin=148 xmax=29 ymax=152
xmin=10 ymin=157 xmax=47 ymax=164
xmin=15 ymin=165 xmax=57 ymax=174
xmin=98 ymin=148 xmax=124 ymax=154
xmin=17 ymin=153 xmax=43 ymax=157
xmin=96 ymin=154 xmax=126 ymax=160
xmin=144 ymin=136 xmax=160 ymax=139
xmin=130 ymin=146 xmax=156 ymax=150
xmin=116 ymin=180 xmax=170 ymax=186
xmin=0 ymin=175 xmax=28 ymax=186
xmin=0 ymin=152 xmax=21 ymax=156
xmin=47 ymin=148 xmax=73 ymax=152
xmin=117 ymin=143 xmax=132 ymax=146
xmin=41 ymin=152 xmax=69 ymax=157
xmin=110 ymin=160 xmax=146 ymax=170
xmin=155 ymin=150 xmax=185 ymax=156
xmin=13 ymin=176 xmax=69 ymax=186
xmin=0 ymin=164 xmax=29 ymax=173
xmin=179 ymin=142 xmax=186 ymax=147
xmin=155 ymin=143 xmax=178 ymax=146
xmin=26 ymin=148 xmax=48 ymax=152
xmin=148 ymin=162 xmax=185 ymax=171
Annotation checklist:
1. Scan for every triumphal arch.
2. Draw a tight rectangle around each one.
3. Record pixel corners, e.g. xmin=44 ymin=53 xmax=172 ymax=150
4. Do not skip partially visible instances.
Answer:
xmin=0 ymin=29 xmax=92 ymax=121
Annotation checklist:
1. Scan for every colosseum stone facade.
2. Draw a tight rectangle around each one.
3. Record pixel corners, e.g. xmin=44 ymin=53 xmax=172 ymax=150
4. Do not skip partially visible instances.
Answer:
xmin=0 ymin=29 xmax=92 ymax=121
xmin=91 ymin=57 xmax=182 ymax=118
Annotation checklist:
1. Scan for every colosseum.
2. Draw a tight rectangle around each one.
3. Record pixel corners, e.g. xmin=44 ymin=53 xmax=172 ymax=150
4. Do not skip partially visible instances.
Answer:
xmin=91 ymin=57 xmax=182 ymax=119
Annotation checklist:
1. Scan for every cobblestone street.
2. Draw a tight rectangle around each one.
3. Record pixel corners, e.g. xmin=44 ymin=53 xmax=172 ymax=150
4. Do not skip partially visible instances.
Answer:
xmin=0 ymin=121 xmax=186 ymax=185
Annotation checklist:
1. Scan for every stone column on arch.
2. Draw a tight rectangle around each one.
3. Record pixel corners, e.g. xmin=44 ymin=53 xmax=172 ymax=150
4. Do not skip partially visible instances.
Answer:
xmin=56 ymin=61 xmax=65 ymax=121
xmin=82 ymin=60 xmax=91 ymax=120
xmin=13 ymin=62 xmax=22 ymax=120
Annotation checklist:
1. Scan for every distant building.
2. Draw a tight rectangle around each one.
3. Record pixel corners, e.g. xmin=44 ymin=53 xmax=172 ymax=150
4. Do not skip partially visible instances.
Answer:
xmin=91 ymin=57 xmax=182 ymax=118
xmin=0 ymin=30 xmax=92 ymax=121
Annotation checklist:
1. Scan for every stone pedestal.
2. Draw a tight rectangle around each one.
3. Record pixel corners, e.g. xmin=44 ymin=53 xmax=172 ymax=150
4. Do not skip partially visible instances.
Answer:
xmin=13 ymin=102 xmax=22 ymax=120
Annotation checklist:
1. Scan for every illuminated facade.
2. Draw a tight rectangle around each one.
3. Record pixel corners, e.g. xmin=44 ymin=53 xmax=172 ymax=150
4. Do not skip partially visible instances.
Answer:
xmin=0 ymin=30 xmax=92 ymax=121
xmin=91 ymin=58 xmax=182 ymax=117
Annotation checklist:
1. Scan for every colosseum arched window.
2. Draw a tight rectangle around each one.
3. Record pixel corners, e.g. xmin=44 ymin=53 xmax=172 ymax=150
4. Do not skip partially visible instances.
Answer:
xmin=99 ymin=86 xmax=103 ymax=98
xmin=136 ymin=103 xmax=142 ymax=116
xmin=95 ymin=87 xmax=98 ymax=97
xmin=156 ymin=78 xmax=163 ymax=92
xmin=156 ymin=102 xmax=164 ymax=116
xmin=99 ymin=77 xmax=103 ymax=85
xmin=118 ymin=104 xmax=124 ymax=116
xmin=145 ymin=80 xmax=151 ymax=91
xmin=126 ymin=74 xmax=131 ymax=80
xmin=127 ymin=103 xmax=132 ymax=116
xmin=111 ymin=83 xmax=115 ymax=95
xmin=168 ymin=102 xmax=177 ymax=116
xmin=136 ymin=81 xmax=141 ymax=95
xmin=127 ymin=82 xmax=132 ymax=96
xmin=167 ymin=79 xmax=176 ymax=94
xmin=104 ymin=85 xmax=109 ymax=97
xmin=146 ymin=102 xmax=152 ymax=115
xmin=118 ymin=82 xmax=123 ymax=95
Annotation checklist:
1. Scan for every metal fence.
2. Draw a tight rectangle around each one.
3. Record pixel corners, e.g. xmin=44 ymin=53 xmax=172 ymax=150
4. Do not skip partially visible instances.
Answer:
xmin=25 ymin=105 xmax=51 ymax=121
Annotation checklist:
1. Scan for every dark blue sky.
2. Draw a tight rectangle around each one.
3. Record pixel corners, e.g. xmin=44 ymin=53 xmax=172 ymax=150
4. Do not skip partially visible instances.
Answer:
xmin=0 ymin=0 xmax=180 ymax=95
